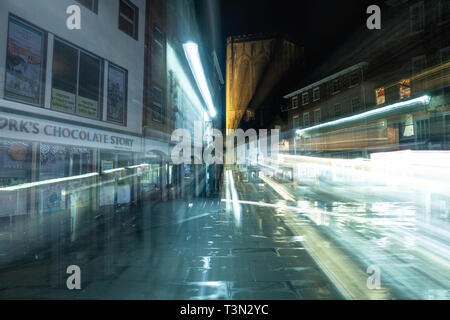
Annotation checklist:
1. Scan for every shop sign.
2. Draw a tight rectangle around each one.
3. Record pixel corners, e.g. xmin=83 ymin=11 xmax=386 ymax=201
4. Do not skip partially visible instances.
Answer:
xmin=0 ymin=111 xmax=140 ymax=152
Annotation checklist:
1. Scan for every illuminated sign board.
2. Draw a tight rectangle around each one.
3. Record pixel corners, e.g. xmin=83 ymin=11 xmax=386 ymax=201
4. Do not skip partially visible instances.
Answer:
xmin=0 ymin=111 xmax=140 ymax=152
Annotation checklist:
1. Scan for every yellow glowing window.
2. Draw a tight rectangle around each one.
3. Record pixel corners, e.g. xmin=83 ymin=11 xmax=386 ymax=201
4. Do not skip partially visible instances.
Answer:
xmin=376 ymin=87 xmax=386 ymax=105
xmin=399 ymin=80 xmax=411 ymax=99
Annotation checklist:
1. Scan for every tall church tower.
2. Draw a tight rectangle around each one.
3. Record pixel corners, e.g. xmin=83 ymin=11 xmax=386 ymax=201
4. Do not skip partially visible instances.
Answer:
xmin=226 ymin=34 xmax=303 ymax=131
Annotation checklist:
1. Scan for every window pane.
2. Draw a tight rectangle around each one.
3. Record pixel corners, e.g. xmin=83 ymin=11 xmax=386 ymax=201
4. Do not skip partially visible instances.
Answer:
xmin=78 ymin=52 xmax=101 ymax=118
xmin=153 ymin=86 xmax=163 ymax=105
xmin=119 ymin=0 xmax=138 ymax=40
xmin=119 ymin=16 xmax=134 ymax=37
xmin=152 ymin=41 xmax=164 ymax=82
xmin=75 ymin=0 xmax=96 ymax=12
xmin=107 ymin=64 xmax=127 ymax=124
xmin=120 ymin=0 xmax=135 ymax=21
xmin=154 ymin=26 xmax=164 ymax=44
xmin=152 ymin=86 xmax=163 ymax=122
xmin=52 ymin=40 xmax=78 ymax=113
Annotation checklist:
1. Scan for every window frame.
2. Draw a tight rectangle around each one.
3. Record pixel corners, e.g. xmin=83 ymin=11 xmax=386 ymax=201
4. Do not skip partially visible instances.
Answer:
xmin=292 ymin=96 xmax=299 ymax=109
xmin=51 ymin=37 xmax=104 ymax=120
xmin=152 ymin=84 xmax=164 ymax=123
xmin=75 ymin=0 xmax=99 ymax=14
xmin=152 ymin=25 xmax=165 ymax=83
xmin=292 ymin=115 xmax=300 ymax=129
xmin=313 ymin=87 xmax=320 ymax=101
xmin=118 ymin=0 xmax=139 ymax=40
xmin=332 ymin=79 xmax=341 ymax=94
xmin=302 ymin=92 xmax=309 ymax=106
xmin=314 ymin=109 xmax=321 ymax=124
xmin=107 ymin=62 xmax=128 ymax=126
xmin=351 ymin=97 xmax=361 ymax=112
xmin=349 ymin=71 xmax=359 ymax=87
xmin=4 ymin=14 xmax=47 ymax=107
xmin=303 ymin=112 xmax=310 ymax=127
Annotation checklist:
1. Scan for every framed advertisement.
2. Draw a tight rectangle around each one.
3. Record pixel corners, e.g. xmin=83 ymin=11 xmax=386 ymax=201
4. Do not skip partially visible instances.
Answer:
xmin=107 ymin=63 xmax=127 ymax=125
xmin=5 ymin=15 xmax=45 ymax=106
xmin=40 ymin=186 xmax=65 ymax=213
xmin=101 ymin=160 xmax=114 ymax=172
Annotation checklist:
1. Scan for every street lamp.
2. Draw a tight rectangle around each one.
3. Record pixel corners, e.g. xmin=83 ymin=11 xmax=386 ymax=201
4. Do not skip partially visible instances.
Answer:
xmin=183 ymin=42 xmax=217 ymax=118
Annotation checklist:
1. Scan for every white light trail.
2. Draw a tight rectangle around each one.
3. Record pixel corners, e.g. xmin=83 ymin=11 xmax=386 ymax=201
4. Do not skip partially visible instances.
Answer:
xmin=183 ymin=42 xmax=217 ymax=118
xmin=296 ymin=95 xmax=431 ymax=135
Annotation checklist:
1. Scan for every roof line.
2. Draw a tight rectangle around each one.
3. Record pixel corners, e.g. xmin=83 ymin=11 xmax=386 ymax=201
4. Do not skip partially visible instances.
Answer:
xmin=284 ymin=62 xmax=369 ymax=99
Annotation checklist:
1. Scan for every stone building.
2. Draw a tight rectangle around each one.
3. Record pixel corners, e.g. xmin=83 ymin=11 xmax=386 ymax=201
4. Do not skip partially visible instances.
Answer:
xmin=226 ymin=33 xmax=303 ymax=131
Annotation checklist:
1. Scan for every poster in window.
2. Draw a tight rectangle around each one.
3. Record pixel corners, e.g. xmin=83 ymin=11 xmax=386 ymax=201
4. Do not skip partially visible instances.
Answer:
xmin=99 ymin=185 xmax=115 ymax=206
xmin=117 ymin=184 xmax=130 ymax=204
xmin=107 ymin=64 xmax=126 ymax=124
xmin=78 ymin=96 xmax=98 ymax=118
xmin=70 ymin=189 xmax=90 ymax=208
xmin=40 ymin=186 xmax=65 ymax=213
xmin=40 ymin=144 xmax=67 ymax=180
xmin=0 ymin=141 xmax=31 ymax=187
xmin=101 ymin=160 xmax=114 ymax=172
xmin=51 ymin=88 xmax=76 ymax=113
xmin=5 ymin=17 xmax=44 ymax=105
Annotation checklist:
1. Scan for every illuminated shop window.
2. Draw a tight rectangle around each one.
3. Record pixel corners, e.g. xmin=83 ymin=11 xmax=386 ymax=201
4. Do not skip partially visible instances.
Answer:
xmin=0 ymin=140 xmax=32 ymax=187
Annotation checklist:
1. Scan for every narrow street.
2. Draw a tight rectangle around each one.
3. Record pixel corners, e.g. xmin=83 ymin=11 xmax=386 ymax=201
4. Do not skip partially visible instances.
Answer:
xmin=0 ymin=170 xmax=342 ymax=300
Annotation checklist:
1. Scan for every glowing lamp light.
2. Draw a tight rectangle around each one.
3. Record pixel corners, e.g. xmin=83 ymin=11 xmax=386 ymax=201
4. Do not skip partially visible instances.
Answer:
xmin=183 ymin=42 xmax=217 ymax=118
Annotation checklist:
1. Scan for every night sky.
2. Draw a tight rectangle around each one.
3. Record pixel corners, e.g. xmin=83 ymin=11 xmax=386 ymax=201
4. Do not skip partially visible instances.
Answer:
xmin=194 ymin=0 xmax=388 ymax=73
xmin=219 ymin=0 xmax=387 ymax=69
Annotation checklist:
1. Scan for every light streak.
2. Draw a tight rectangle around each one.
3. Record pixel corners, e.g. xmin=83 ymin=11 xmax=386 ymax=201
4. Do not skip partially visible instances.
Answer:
xmin=183 ymin=42 xmax=217 ymax=118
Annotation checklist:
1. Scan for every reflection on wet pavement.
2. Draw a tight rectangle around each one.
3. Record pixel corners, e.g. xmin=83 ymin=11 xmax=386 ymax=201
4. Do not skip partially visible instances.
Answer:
xmin=1 ymin=169 xmax=449 ymax=300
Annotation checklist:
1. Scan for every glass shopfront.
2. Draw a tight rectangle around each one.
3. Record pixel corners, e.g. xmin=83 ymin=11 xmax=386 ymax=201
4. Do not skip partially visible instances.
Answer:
xmin=0 ymin=139 xmax=32 ymax=218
